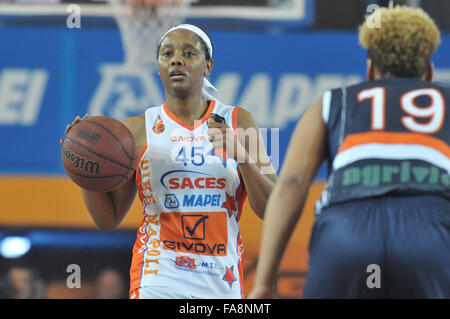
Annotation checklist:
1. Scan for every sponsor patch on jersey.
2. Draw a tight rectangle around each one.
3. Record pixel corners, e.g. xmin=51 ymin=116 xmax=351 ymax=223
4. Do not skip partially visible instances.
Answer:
xmin=175 ymin=255 xmax=197 ymax=269
xmin=139 ymin=158 xmax=156 ymax=206
xmin=340 ymin=160 xmax=450 ymax=188
xmin=160 ymin=170 xmax=226 ymax=190
xmin=174 ymin=256 xmax=220 ymax=276
xmin=160 ymin=212 xmax=227 ymax=256
xmin=182 ymin=194 xmax=222 ymax=207
xmin=170 ymin=135 xmax=207 ymax=142
xmin=164 ymin=194 xmax=180 ymax=209
xmin=152 ymin=114 xmax=165 ymax=134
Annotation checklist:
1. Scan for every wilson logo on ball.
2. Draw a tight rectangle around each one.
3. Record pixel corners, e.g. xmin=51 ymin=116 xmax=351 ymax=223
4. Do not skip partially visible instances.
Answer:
xmin=76 ymin=129 xmax=101 ymax=145
xmin=62 ymin=144 xmax=100 ymax=174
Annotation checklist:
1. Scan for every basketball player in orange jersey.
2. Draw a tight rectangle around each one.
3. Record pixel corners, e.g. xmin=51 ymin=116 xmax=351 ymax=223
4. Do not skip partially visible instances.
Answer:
xmin=249 ymin=6 xmax=449 ymax=299
xmin=63 ymin=24 xmax=277 ymax=299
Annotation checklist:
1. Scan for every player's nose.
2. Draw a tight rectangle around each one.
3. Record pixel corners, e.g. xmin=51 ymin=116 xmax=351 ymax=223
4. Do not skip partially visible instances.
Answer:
xmin=170 ymin=53 xmax=184 ymax=66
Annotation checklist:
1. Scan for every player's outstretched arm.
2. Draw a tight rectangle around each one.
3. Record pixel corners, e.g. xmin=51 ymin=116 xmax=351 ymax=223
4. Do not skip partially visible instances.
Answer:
xmin=248 ymin=98 xmax=326 ymax=298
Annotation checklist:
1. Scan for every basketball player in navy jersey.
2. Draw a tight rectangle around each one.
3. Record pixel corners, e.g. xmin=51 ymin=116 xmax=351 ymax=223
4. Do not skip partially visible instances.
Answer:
xmin=249 ymin=6 xmax=449 ymax=299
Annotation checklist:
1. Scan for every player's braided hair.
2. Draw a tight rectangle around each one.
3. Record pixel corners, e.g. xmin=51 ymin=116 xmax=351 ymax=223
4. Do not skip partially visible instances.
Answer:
xmin=359 ymin=5 xmax=441 ymax=78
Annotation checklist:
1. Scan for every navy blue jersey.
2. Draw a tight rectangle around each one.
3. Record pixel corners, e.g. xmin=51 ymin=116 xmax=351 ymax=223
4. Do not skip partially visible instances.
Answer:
xmin=316 ymin=78 xmax=449 ymax=212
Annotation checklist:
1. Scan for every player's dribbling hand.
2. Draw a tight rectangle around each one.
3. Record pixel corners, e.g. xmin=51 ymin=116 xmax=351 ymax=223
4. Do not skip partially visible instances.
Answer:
xmin=59 ymin=114 xmax=89 ymax=145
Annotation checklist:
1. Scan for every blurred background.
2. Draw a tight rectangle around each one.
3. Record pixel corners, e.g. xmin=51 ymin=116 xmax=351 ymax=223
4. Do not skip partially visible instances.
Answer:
xmin=0 ymin=0 xmax=448 ymax=298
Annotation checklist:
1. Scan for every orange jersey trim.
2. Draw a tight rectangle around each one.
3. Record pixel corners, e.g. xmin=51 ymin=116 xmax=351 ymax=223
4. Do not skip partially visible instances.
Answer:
xmin=338 ymin=132 xmax=450 ymax=158
xmin=135 ymin=143 xmax=148 ymax=203
xmin=163 ymin=100 xmax=216 ymax=131
xmin=129 ymin=288 xmax=140 ymax=299
xmin=129 ymin=219 xmax=147 ymax=295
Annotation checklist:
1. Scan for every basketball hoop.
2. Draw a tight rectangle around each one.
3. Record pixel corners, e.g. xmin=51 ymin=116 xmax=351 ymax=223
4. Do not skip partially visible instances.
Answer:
xmin=108 ymin=0 xmax=196 ymax=72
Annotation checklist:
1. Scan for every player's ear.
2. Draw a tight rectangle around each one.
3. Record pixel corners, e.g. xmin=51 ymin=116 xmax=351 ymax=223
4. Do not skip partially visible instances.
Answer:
xmin=424 ymin=62 xmax=433 ymax=82
xmin=366 ymin=59 xmax=375 ymax=81
xmin=205 ymin=58 xmax=213 ymax=77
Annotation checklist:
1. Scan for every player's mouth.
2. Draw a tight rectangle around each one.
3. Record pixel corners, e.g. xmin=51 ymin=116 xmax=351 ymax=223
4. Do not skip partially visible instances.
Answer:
xmin=169 ymin=70 xmax=187 ymax=81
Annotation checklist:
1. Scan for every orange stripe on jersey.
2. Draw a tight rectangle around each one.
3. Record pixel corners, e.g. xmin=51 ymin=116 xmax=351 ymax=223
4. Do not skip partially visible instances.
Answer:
xmin=129 ymin=288 xmax=140 ymax=299
xmin=338 ymin=132 xmax=450 ymax=157
xmin=135 ymin=144 xmax=148 ymax=203
xmin=129 ymin=219 xmax=148 ymax=294
xmin=163 ymin=100 xmax=216 ymax=131
xmin=133 ymin=142 xmax=157 ymax=294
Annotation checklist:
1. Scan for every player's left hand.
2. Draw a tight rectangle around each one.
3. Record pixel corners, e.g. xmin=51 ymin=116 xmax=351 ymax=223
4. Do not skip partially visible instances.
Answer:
xmin=207 ymin=117 xmax=247 ymax=163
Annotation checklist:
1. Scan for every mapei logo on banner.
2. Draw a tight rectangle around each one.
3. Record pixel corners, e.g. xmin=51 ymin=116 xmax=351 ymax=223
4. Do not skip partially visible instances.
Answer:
xmin=0 ymin=69 xmax=48 ymax=126
xmin=88 ymin=64 xmax=164 ymax=120
xmin=88 ymin=63 xmax=368 ymax=128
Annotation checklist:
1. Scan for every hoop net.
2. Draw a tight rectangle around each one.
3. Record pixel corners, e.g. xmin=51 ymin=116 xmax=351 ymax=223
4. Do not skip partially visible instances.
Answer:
xmin=108 ymin=0 xmax=195 ymax=71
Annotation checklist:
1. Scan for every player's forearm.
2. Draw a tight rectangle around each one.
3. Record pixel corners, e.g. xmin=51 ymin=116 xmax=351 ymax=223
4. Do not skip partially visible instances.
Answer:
xmin=253 ymin=176 xmax=310 ymax=289
xmin=237 ymin=148 xmax=277 ymax=218
xmin=238 ymin=159 xmax=276 ymax=218
xmin=81 ymin=189 xmax=119 ymax=231
xmin=81 ymin=176 xmax=137 ymax=230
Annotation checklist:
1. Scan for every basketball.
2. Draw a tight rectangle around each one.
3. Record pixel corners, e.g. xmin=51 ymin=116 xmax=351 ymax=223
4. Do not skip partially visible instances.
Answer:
xmin=61 ymin=116 xmax=138 ymax=192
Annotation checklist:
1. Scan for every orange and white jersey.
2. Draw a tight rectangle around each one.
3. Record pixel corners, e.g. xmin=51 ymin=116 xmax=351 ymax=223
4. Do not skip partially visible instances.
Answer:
xmin=129 ymin=100 xmax=247 ymax=299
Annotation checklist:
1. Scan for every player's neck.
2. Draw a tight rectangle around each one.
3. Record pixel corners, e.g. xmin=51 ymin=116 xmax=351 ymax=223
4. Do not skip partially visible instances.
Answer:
xmin=372 ymin=74 xmax=427 ymax=82
xmin=371 ymin=68 xmax=428 ymax=82
xmin=372 ymin=68 xmax=395 ymax=80
xmin=165 ymin=91 xmax=209 ymax=125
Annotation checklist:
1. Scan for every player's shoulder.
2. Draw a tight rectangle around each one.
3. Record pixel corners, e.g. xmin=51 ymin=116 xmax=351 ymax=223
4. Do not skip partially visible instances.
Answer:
xmin=123 ymin=114 xmax=146 ymax=150
xmin=123 ymin=114 xmax=145 ymax=132
xmin=347 ymin=78 xmax=448 ymax=91
xmin=212 ymin=99 xmax=236 ymax=112
xmin=218 ymin=100 xmax=254 ymax=130
xmin=212 ymin=99 xmax=256 ymax=131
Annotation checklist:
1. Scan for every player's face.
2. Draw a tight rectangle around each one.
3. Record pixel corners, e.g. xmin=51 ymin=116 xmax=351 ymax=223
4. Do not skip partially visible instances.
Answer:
xmin=157 ymin=30 xmax=212 ymax=98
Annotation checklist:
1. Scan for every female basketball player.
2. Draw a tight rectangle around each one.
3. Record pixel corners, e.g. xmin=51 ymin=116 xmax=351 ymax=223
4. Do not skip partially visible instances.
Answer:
xmin=63 ymin=24 xmax=277 ymax=299
xmin=249 ymin=6 xmax=449 ymax=299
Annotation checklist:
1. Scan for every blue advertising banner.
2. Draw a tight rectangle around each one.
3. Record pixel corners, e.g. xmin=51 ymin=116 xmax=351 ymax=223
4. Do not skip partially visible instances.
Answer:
xmin=0 ymin=25 xmax=449 ymax=177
